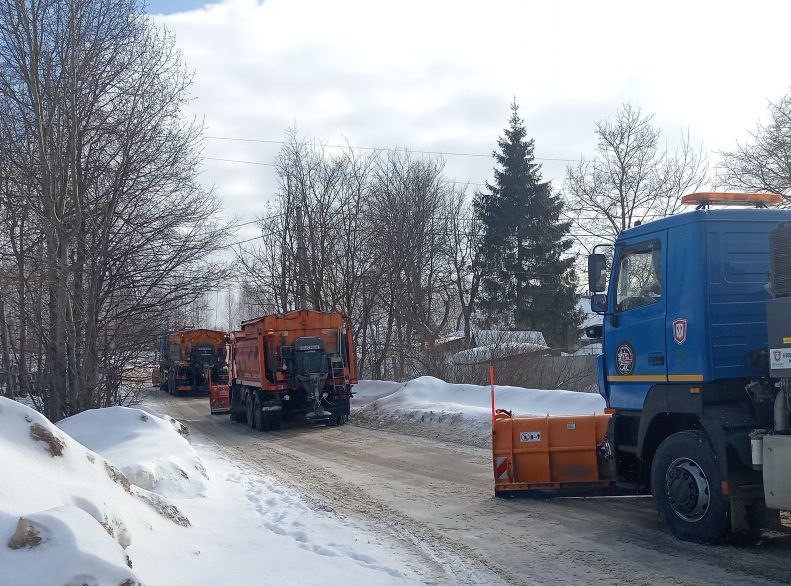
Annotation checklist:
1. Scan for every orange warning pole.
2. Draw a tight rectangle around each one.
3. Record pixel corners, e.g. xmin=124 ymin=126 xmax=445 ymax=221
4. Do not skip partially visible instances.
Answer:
xmin=490 ymin=363 xmax=496 ymax=429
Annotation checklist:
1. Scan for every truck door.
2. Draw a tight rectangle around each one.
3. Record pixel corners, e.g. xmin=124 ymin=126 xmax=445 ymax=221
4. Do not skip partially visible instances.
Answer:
xmin=604 ymin=235 xmax=668 ymax=410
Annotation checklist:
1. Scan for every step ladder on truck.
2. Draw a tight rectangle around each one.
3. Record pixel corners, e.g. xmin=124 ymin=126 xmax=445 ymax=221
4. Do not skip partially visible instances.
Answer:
xmin=492 ymin=192 xmax=791 ymax=544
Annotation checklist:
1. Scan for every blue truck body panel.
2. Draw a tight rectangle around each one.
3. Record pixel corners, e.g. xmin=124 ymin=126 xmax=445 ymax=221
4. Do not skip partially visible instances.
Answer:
xmin=600 ymin=208 xmax=791 ymax=411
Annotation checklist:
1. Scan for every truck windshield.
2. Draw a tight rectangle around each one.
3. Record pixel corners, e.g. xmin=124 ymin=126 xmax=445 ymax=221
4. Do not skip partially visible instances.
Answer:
xmin=616 ymin=248 xmax=661 ymax=311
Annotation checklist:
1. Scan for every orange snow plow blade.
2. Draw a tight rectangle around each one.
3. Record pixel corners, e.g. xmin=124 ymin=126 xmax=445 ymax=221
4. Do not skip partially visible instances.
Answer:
xmin=209 ymin=383 xmax=230 ymax=414
xmin=492 ymin=410 xmax=616 ymax=496
xmin=208 ymin=368 xmax=231 ymax=414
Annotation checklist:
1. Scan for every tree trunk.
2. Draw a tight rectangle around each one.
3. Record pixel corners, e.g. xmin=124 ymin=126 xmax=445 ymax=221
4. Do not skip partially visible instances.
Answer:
xmin=0 ymin=293 xmax=13 ymax=397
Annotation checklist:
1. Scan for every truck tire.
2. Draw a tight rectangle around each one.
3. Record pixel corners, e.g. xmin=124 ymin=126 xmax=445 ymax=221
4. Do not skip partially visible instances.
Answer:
xmin=269 ymin=414 xmax=282 ymax=430
xmin=253 ymin=395 xmax=264 ymax=431
xmin=246 ymin=393 xmax=255 ymax=430
xmin=231 ymin=387 xmax=246 ymax=424
xmin=331 ymin=414 xmax=348 ymax=426
xmin=651 ymin=430 xmax=730 ymax=544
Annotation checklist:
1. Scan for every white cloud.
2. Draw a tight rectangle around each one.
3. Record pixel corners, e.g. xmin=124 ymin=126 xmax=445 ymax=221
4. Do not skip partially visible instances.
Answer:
xmin=159 ymin=0 xmax=791 ymax=236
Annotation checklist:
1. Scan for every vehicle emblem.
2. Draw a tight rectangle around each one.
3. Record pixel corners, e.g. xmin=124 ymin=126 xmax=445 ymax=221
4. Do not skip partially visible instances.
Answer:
xmin=615 ymin=343 xmax=635 ymax=375
xmin=673 ymin=319 xmax=687 ymax=345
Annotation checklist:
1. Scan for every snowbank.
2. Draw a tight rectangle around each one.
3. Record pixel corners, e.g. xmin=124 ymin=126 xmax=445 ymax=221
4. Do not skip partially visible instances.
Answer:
xmin=59 ymin=407 xmax=208 ymax=498
xmin=0 ymin=397 xmax=190 ymax=586
xmin=352 ymin=376 xmax=605 ymax=447
xmin=351 ymin=380 xmax=404 ymax=407
xmin=1 ymin=398 xmax=423 ymax=585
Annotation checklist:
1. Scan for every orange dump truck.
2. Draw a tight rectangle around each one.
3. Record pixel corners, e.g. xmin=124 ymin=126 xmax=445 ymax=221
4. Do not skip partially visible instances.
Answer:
xmin=156 ymin=329 xmax=230 ymax=410
xmin=228 ymin=310 xmax=357 ymax=430
xmin=493 ymin=408 xmax=616 ymax=496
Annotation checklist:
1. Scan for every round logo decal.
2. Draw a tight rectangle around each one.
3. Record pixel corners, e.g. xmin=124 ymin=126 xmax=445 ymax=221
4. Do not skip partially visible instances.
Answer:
xmin=615 ymin=343 xmax=635 ymax=375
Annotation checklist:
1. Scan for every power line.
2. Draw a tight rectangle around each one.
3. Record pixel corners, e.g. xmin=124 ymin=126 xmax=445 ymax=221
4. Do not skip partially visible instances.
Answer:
xmin=221 ymin=211 xmax=673 ymax=249
xmin=204 ymin=135 xmax=579 ymax=163
xmin=201 ymin=156 xmax=277 ymax=167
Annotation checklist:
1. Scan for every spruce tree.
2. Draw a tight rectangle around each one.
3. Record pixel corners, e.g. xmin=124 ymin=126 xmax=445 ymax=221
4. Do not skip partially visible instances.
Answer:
xmin=475 ymin=101 xmax=582 ymax=348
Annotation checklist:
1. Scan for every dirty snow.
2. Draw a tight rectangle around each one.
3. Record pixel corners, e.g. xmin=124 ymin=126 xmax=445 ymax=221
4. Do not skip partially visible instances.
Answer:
xmin=352 ymin=376 xmax=606 ymax=447
xmin=0 ymin=397 xmax=423 ymax=586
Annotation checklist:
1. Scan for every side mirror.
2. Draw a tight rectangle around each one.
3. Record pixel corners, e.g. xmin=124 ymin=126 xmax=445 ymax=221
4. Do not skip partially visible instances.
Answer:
xmin=590 ymin=293 xmax=607 ymax=314
xmin=585 ymin=324 xmax=603 ymax=339
xmin=588 ymin=253 xmax=607 ymax=293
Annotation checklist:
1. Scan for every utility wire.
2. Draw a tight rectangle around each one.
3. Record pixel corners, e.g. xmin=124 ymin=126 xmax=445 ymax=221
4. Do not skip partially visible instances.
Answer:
xmin=204 ymin=135 xmax=579 ymax=163
xmin=201 ymin=156 xmax=277 ymax=167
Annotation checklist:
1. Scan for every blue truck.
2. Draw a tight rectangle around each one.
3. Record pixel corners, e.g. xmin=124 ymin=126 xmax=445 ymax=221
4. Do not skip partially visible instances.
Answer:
xmin=587 ymin=192 xmax=791 ymax=543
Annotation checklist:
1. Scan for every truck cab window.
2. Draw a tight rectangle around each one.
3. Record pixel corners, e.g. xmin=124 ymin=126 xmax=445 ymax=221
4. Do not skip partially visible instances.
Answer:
xmin=616 ymin=248 xmax=661 ymax=312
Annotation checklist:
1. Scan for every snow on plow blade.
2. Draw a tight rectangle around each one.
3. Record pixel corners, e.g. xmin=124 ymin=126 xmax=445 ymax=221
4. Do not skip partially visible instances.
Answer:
xmin=492 ymin=410 xmax=617 ymax=497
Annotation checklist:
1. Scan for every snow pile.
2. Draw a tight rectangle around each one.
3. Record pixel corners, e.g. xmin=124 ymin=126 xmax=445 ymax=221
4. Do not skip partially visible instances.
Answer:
xmin=1 ymin=397 xmax=424 ymax=585
xmin=59 ymin=407 xmax=208 ymax=498
xmin=351 ymin=379 xmax=405 ymax=407
xmin=0 ymin=397 xmax=192 ymax=586
xmin=353 ymin=376 xmax=605 ymax=447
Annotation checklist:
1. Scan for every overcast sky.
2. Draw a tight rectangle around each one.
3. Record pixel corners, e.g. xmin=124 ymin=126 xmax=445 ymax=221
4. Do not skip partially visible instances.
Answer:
xmin=151 ymin=0 xmax=791 ymax=242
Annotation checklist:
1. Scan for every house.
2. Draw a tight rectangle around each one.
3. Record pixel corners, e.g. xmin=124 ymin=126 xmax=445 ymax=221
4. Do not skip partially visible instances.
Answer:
xmin=433 ymin=327 xmax=548 ymax=366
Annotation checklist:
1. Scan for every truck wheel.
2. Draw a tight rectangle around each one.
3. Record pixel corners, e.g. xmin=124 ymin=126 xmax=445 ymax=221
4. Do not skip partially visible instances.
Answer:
xmin=651 ymin=430 xmax=730 ymax=544
xmin=253 ymin=396 xmax=264 ymax=431
xmin=233 ymin=388 xmax=246 ymax=424
xmin=269 ymin=414 xmax=282 ymax=431
xmin=246 ymin=394 xmax=254 ymax=430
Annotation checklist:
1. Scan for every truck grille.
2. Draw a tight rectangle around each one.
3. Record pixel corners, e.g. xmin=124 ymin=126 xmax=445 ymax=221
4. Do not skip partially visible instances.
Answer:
xmin=771 ymin=223 xmax=791 ymax=297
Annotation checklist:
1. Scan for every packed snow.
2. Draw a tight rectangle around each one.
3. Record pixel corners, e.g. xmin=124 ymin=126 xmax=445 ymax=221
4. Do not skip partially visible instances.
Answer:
xmin=0 ymin=397 xmax=424 ymax=586
xmin=353 ymin=376 xmax=606 ymax=447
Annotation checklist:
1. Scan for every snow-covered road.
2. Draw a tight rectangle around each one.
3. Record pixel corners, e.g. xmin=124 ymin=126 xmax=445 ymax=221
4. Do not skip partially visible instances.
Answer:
xmin=151 ymin=390 xmax=791 ymax=586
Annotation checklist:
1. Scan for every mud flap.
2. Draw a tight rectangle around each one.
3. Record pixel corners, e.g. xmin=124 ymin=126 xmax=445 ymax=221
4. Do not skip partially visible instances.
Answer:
xmin=729 ymin=481 xmax=781 ymax=533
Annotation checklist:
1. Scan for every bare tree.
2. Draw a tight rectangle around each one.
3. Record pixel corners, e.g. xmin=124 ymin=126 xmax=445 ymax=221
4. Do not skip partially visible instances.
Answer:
xmin=564 ymin=103 xmax=707 ymax=247
xmin=0 ymin=0 xmax=229 ymax=418
xmin=366 ymin=150 xmax=457 ymax=379
xmin=235 ymin=132 xmax=464 ymax=381
xmin=720 ymin=92 xmax=791 ymax=198
xmin=447 ymin=185 xmax=482 ymax=343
